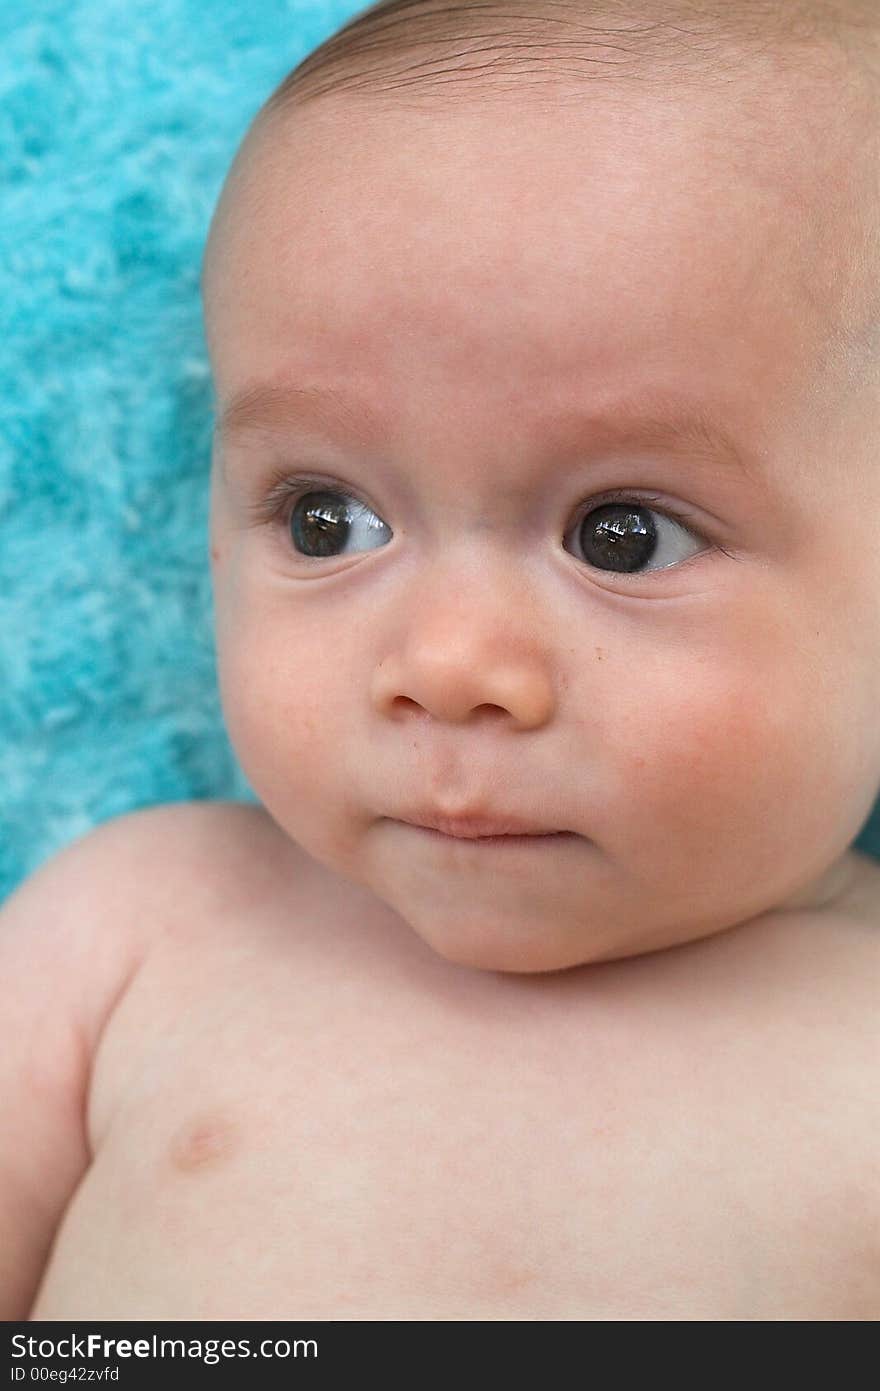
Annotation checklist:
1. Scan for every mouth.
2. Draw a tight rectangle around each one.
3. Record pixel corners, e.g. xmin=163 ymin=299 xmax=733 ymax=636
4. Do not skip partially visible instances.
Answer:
xmin=395 ymin=812 xmax=578 ymax=843
xmin=406 ymin=825 xmax=580 ymax=848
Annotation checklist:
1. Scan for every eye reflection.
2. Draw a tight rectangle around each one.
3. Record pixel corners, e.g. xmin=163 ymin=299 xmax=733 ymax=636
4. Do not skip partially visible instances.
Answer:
xmin=290 ymin=490 xmax=392 ymax=559
xmin=579 ymin=504 xmax=658 ymax=573
xmin=284 ymin=485 xmax=705 ymax=576
xmin=570 ymin=502 xmax=703 ymax=575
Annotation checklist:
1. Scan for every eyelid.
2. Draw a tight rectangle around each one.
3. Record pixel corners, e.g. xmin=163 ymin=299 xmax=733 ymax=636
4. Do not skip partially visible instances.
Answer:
xmin=244 ymin=469 xmax=379 ymax=528
xmin=247 ymin=472 xmax=708 ymax=536
xmin=573 ymin=489 xmax=706 ymax=538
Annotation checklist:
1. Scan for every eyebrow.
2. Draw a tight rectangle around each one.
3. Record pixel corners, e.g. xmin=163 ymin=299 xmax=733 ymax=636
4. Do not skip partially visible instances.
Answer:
xmin=216 ymin=381 xmax=385 ymax=446
xmin=215 ymin=379 xmax=757 ymax=480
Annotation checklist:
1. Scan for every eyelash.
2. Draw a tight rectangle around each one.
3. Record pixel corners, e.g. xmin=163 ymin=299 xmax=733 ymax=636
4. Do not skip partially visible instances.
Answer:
xmin=246 ymin=467 xmax=709 ymax=551
xmin=247 ymin=470 xmax=358 ymax=529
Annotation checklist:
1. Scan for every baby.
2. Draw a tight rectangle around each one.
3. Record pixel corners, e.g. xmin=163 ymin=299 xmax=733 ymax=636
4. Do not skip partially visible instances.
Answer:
xmin=4 ymin=0 xmax=880 ymax=1320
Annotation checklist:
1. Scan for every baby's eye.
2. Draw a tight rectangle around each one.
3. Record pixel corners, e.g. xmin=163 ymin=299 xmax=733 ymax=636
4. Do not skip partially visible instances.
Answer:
xmin=566 ymin=497 xmax=705 ymax=576
xmin=265 ymin=478 xmax=706 ymax=576
xmin=288 ymin=488 xmax=392 ymax=558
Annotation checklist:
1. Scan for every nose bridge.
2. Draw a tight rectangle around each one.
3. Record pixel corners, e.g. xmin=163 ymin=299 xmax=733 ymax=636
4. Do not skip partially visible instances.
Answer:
xmin=411 ymin=535 xmax=539 ymax=642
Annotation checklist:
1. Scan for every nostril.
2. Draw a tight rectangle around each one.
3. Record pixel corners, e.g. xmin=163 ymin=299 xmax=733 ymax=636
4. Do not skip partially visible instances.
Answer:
xmin=474 ymin=704 xmax=507 ymax=720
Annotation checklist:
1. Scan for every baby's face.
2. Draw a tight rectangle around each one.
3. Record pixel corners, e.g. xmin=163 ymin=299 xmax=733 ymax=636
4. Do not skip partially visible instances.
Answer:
xmin=203 ymin=71 xmax=880 ymax=972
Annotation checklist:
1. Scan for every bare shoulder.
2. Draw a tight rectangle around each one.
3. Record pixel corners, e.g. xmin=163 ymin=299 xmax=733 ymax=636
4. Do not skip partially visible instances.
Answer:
xmin=1 ymin=799 xmax=296 ymax=987
xmin=763 ymin=847 xmax=880 ymax=1115
xmin=781 ymin=848 xmax=880 ymax=996
xmin=62 ymin=798 xmax=292 ymax=921
xmin=113 ymin=798 xmax=304 ymax=941
xmin=807 ymin=848 xmax=880 ymax=996
xmin=74 ymin=796 xmax=289 ymax=887
xmin=837 ymin=848 xmax=880 ymax=932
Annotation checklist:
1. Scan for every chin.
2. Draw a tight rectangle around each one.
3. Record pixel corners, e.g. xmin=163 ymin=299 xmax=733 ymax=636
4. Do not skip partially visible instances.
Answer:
xmin=412 ymin=921 xmax=599 ymax=974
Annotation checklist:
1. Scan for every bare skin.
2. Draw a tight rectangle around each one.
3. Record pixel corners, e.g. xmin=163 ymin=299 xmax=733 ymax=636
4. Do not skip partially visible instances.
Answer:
xmin=5 ymin=53 xmax=880 ymax=1321
xmin=25 ymin=801 xmax=880 ymax=1320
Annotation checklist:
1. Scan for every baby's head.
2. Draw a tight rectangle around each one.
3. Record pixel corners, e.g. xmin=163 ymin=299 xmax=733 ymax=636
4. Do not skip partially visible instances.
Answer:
xmin=200 ymin=0 xmax=880 ymax=973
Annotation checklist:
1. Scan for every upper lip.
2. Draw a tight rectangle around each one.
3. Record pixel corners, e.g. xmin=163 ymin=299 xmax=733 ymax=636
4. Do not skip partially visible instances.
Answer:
xmin=397 ymin=809 xmax=562 ymax=838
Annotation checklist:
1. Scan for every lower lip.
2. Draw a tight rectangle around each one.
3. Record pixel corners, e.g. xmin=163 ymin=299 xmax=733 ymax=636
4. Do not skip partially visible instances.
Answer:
xmin=404 ymin=825 xmax=580 ymax=847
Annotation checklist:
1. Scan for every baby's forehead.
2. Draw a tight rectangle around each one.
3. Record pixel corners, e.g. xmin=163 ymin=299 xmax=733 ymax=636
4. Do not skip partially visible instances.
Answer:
xmin=251 ymin=49 xmax=870 ymax=249
xmin=205 ymin=26 xmax=879 ymax=448
xmin=246 ymin=112 xmax=854 ymax=329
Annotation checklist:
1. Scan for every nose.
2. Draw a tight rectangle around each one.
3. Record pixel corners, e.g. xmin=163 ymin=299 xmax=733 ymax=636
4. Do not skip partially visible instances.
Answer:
xmin=370 ymin=582 xmax=556 ymax=729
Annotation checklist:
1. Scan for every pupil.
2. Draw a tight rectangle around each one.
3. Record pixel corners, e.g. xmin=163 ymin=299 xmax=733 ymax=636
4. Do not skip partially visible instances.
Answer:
xmin=291 ymin=491 xmax=351 ymax=557
xmin=580 ymin=504 xmax=658 ymax=573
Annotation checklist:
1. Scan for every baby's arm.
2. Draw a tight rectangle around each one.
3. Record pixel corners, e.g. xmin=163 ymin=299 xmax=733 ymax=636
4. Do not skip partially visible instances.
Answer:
xmin=0 ymin=815 xmax=150 ymax=1318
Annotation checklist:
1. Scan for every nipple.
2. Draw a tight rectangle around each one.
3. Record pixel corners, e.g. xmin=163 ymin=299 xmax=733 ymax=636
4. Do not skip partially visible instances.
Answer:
xmin=168 ymin=1110 xmax=240 ymax=1175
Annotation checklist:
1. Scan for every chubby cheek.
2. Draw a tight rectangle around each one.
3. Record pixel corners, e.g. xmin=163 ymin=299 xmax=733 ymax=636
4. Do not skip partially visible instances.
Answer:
xmin=602 ymin=626 xmax=865 ymax=912
xmin=214 ymin=600 xmax=357 ymax=862
xmin=613 ymin=674 xmax=787 ymax=850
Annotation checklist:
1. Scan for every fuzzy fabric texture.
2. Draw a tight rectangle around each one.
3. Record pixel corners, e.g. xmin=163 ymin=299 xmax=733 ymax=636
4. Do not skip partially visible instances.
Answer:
xmin=2 ymin=0 xmax=879 ymax=901
xmin=0 ymin=0 xmax=354 ymax=899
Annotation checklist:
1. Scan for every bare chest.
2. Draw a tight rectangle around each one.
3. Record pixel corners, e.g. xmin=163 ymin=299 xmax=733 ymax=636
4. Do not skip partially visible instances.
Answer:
xmin=32 ymin=897 xmax=879 ymax=1320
